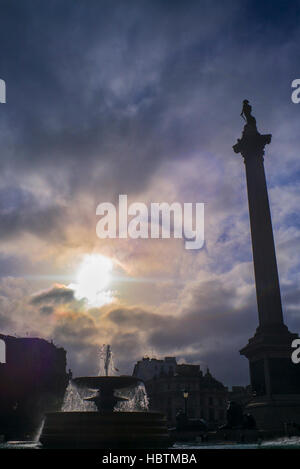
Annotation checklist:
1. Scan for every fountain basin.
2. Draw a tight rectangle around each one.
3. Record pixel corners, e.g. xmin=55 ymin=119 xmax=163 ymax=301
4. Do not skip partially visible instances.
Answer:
xmin=73 ymin=376 xmax=142 ymax=412
xmin=73 ymin=376 xmax=140 ymax=389
xmin=41 ymin=347 xmax=170 ymax=448
xmin=40 ymin=411 xmax=170 ymax=448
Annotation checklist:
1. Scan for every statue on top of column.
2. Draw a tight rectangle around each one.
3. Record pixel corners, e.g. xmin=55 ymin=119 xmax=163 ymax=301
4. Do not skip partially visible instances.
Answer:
xmin=240 ymin=99 xmax=257 ymax=129
xmin=233 ymin=100 xmax=271 ymax=155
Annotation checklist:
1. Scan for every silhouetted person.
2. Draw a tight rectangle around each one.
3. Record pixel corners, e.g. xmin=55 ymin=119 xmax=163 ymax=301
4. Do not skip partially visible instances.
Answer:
xmin=176 ymin=409 xmax=188 ymax=430
xmin=220 ymin=401 xmax=243 ymax=429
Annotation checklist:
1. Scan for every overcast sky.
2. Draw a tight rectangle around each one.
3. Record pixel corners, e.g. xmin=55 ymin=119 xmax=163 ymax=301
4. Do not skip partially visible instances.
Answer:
xmin=0 ymin=0 xmax=300 ymax=386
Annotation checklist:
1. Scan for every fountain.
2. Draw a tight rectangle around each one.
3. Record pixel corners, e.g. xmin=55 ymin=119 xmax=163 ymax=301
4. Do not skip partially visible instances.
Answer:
xmin=40 ymin=345 xmax=170 ymax=448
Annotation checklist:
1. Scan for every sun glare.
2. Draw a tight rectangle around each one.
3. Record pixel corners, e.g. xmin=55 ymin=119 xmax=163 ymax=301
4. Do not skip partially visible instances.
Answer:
xmin=69 ymin=254 xmax=114 ymax=307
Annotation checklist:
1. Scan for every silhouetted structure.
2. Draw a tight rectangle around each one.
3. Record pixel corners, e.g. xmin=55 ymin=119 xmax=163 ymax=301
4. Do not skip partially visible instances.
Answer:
xmin=240 ymin=99 xmax=256 ymax=127
xmin=219 ymin=401 xmax=256 ymax=431
xmin=233 ymin=101 xmax=300 ymax=431
xmin=41 ymin=366 xmax=170 ymax=448
xmin=133 ymin=356 xmax=177 ymax=381
xmin=134 ymin=358 xmax=227 ymax=427
xmin=0 ymin=334 xmax=69 ymax=439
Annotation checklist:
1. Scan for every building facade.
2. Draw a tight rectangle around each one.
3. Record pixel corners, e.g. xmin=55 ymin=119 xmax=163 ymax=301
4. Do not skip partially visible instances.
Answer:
xmin=0 ymin=334 xmax=70 ymax=439
xmin=133 ymin=357 xmax=228 ymax=427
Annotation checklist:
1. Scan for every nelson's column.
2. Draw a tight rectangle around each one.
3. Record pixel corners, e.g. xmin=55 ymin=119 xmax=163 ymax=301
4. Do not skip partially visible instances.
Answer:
xmin=233 ymin=100 xmax=300 ymax=431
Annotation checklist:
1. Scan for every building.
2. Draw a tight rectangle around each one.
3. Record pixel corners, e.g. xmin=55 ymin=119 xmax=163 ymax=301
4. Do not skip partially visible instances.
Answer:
xmin=0 ymin=334 xmax=70 ymax=439
xmin=132 ymin=356 xmax=177 ymax=381
xmin=133 ymin=357 xmax=228 ymax=427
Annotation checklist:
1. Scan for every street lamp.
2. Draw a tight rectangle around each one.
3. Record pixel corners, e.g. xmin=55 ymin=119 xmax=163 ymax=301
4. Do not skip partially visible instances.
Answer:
xmin=183 ymin=389 xmax=189 ymax=418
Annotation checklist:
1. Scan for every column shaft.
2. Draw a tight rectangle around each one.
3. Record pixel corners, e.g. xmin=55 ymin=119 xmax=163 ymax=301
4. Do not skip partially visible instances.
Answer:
xmin=244 ymin=153 xmax=284 ymax=328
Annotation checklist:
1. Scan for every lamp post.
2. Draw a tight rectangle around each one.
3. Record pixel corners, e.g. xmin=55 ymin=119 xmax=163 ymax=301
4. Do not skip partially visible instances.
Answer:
xmin=183 ymin=389 xmax=189 ymax=418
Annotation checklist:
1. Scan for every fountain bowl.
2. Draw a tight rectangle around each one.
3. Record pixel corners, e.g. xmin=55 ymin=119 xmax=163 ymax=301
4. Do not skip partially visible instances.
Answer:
xmin=73 ymin=375 xmax=140 ymax=390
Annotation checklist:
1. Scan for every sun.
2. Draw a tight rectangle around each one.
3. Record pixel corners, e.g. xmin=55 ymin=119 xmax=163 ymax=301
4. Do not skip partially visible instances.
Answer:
xmin=69 ymin=254 xmax=114 ymax=307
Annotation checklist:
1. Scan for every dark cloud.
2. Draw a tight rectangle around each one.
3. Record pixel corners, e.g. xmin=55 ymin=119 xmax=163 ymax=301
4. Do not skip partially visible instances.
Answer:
xmin=22 ymin=267 xmax=299 ymax=385
xmin=39 ymin=305 xmax=54 ymax=315
xmin=108 ymin=307 xmax=170 ymax=330
xmin=103 ymin=276 xmax=257 ymax=385
xmin=0 ymin=307 xmax=14 ymax=331
xmin=30 ymin=285 xmax=74 ymax=305
xmin=0 ymin=1 xmax=300 ymax=386
xmin=53 ymin=313 xmax=97 ymax=344
xmin=0 ymin=0 xmax=299 ymax=214
xmin=51 ymin=313 xmax=101 ymax=376
xmin=1 ymin=0 xmax=296 ymax=198
xmin=0 ymin=186 xmax=66 ymax=240
xmin=0 ymin=252 xmax=28 ymax=277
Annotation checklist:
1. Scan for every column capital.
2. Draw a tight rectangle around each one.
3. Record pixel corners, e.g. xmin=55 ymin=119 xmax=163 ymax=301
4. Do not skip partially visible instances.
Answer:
xmin=233 ymin=124 xmax=272 ymax=159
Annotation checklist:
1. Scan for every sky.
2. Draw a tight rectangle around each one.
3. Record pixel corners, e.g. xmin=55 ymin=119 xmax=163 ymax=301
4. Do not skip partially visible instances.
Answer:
xmin=0 ymin=0 xmax=300 ymax=386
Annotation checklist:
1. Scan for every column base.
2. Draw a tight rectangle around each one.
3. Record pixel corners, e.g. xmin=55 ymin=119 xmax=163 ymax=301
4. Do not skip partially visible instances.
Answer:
xmin=246 ymin=395 xmax=300 ymax=431
xmin=240 ymin=324 xmax=300 ymax=406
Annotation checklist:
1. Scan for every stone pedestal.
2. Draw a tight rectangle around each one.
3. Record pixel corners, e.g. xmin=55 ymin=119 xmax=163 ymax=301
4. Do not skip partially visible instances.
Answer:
xmin=246 ymin=395 xmax=300 ymax=431
xmin=233 ymin=117 xmax=300 ymax=431
xmin=240 ymin=325 xmax=300 ymax=431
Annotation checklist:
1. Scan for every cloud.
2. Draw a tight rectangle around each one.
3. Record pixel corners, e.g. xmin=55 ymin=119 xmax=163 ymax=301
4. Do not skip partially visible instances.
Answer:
xmin=39 ymin=305 xmax=54 ymax=315
xmin=0 ymin=186 xmax=67 ymax=241
xmin=0 ymin=1 xmax=300 ymax=387
xmin=30 ymin=284 xmax=75 ymax=305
